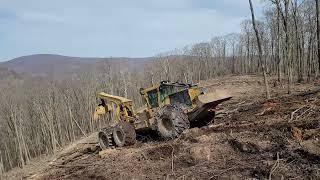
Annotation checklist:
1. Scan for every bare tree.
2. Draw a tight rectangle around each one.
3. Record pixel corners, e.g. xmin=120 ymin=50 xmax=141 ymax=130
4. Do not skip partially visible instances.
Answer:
xmin=249 ymin=0 xmax=271 ymax=99
xmin=316 ymin=0 xmax=320 ymax=74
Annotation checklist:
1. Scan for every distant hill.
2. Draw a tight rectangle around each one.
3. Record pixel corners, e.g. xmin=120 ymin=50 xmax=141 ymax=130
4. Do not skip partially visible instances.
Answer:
xmin=0 ymin=54 xmax=152 ymax=78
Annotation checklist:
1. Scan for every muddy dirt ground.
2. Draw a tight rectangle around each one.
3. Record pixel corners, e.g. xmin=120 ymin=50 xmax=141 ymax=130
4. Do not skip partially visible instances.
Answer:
xmin=2 ymin=75 xmax=320 ymax=179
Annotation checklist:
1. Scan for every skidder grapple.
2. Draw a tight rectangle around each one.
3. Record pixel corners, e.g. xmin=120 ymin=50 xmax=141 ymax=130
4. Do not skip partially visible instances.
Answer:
xmin=93 ymin=81 xmax=231 ymax=150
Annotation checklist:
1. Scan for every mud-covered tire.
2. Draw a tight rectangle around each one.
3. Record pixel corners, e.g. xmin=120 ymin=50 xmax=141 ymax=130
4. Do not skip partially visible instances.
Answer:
xmin=113 ymin=121 xmax=136 ymax=147
xmin=98 ymin=128 xmax=114 ymax=150
xmin=156 ymin=105 xmax=190 ymax=139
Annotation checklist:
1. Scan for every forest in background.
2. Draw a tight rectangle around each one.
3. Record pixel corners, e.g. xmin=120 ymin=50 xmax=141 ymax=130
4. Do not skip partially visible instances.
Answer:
xmin=1 ymin=0 xmax=320 ymax=173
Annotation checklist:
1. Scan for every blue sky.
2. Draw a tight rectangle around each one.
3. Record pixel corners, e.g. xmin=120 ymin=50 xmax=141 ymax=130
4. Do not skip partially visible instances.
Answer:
xmin=0 ymin=0 xmax=264 ymax=61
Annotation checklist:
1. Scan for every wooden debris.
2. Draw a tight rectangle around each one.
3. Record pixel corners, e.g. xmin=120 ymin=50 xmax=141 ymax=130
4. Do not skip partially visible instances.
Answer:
xmin=292 ymin=127 xmax=304 ymax=142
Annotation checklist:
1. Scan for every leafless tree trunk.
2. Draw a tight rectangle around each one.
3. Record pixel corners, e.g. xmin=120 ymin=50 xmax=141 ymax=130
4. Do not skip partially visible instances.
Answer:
xmin=249 ymin=0 xmax=271 ymax=99
xmin=316 ymin=0 xmax=320 ymax=75
xmin=276 ymin=8 xmax=282 ymax=82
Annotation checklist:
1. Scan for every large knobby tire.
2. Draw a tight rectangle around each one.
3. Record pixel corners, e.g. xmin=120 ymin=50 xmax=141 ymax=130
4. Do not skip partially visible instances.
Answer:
xmin=156 ymin=105 xmax=190 ymax=139
xmin=98 ymin=128 xmax=114 ymax=150
xmin=113 ymin=121 xmax=137 ymax=147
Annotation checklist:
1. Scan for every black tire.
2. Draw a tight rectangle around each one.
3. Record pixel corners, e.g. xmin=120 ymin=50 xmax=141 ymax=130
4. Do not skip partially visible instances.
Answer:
xmin=98 ymin=128 xmax=114 ymax=150
xmin=156 ymin=105 xmax=190 ymax=139
xmin=113 ymin=121 xmax=136 ymax=147
xmin=190 ymin=111 xmax=215 ymax=128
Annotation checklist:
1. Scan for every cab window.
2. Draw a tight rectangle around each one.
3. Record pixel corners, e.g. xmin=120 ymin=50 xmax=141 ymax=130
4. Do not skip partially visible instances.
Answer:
xmin=160 ymin=85 xmax=186 ymax=102
xmin=160 ymin=86 xmax=174 ymax=102
xmin=147 ymin=89 xmax=159 ymax=108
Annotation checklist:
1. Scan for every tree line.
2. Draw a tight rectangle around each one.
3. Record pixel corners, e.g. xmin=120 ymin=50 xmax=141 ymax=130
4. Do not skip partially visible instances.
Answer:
xmin=146 ymin=0 xmax=319 ymax=87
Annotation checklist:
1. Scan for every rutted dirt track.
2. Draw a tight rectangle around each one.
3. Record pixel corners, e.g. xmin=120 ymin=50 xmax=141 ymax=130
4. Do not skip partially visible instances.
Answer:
xmin=4 ymin=76 xmax=320 ymax=179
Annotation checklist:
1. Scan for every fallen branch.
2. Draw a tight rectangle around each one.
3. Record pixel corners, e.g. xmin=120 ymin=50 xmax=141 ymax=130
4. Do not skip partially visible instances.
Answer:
xmin=269 ymin=153 xmax=281 ymax=180
xmin=255 ymin=107 xmax=272 ymax=116
xmin=295 ymin=107 xmax=313 ymax=121
xmin=49 ymin=163 xmax=92 ymax=168
xmin=290 ymin=106 xmax=306 ymax=122
xmin=169 ymin=144 xmax=175 ymax=175
xmin=236 ymin=101 xmax=246 ymax=105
